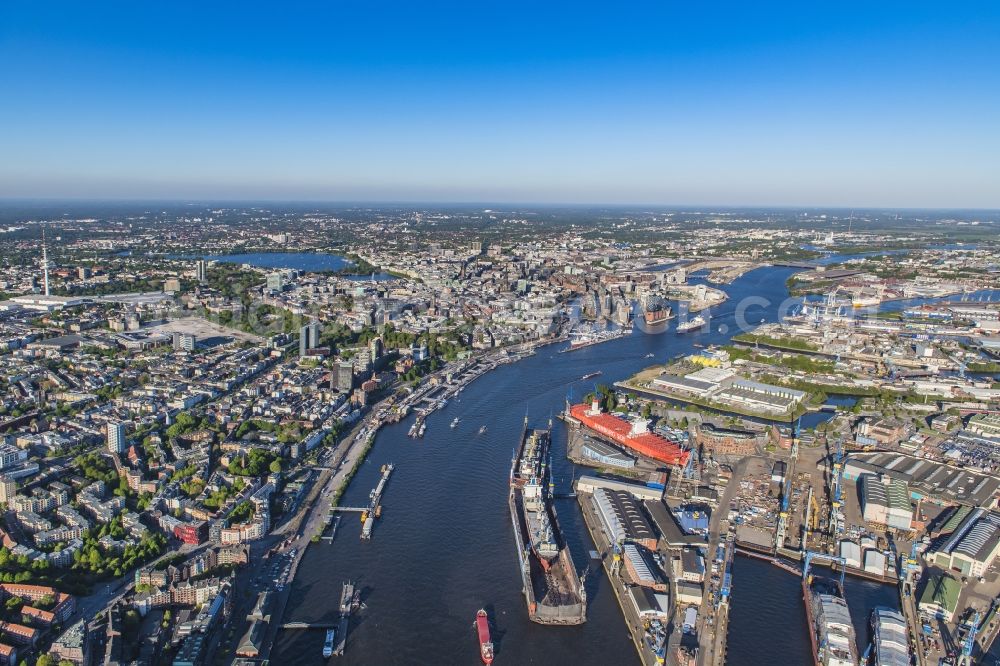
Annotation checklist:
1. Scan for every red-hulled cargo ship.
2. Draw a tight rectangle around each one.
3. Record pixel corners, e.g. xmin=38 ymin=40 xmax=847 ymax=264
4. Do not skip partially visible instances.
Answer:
xmin=476 ymin=609 xmax=494 ymax=665
xmin=568 ymin=401 xmax=688 ymax=466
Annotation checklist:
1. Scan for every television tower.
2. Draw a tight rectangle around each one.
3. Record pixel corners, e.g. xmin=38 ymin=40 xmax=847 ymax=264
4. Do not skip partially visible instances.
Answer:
xmin=41 ymin=228 xmax=50 ymax=297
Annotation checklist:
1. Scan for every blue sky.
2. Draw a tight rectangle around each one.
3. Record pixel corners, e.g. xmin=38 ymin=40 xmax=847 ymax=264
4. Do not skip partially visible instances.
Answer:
xmin=1 ymin=2 xmax=998 ymax=206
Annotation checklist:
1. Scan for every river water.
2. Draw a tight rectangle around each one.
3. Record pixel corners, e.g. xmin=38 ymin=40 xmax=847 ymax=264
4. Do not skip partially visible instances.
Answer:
xmin=271 ymin=266 xmax=904 ymax=665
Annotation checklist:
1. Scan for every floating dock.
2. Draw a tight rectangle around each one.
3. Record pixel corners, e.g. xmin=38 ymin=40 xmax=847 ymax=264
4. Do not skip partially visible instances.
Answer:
xmin=329 ymin=463 xmax=394 ymax=539
xmin=333 ymin=580 xmax=357 ymax=657
xmin=508 ymin=421 xmax=586 ymax=625
xmin=320 ymin=515 xmax=341 ymax=542
xmin=362 ymin=463 xmax=393 ymax=539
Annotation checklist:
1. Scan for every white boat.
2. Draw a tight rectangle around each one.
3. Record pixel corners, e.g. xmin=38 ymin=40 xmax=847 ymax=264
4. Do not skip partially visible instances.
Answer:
xmin=676 ymin=314 xmax=707 ymax=333
xmin=323 ymin=628 xmax=335 ymax=657
xmin=451 ymin=417 xmax=460 ymax=428
xmin=479 ymin=425 xmax=488 ymax=435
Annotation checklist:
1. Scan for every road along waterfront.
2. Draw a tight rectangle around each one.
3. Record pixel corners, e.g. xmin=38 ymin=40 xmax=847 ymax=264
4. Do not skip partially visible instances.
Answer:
xmin=269 ymin=266 xmax=901 ymax=665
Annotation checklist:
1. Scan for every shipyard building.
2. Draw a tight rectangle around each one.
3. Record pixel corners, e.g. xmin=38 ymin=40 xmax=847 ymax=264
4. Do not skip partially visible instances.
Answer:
xmin=843 ymin=451 xmax=1000 ymax=508
xmin=590 ymin=488 xmax=658 ymax=551
xmin=928 ymin=508 xmax=1000 ymax=578
xmin=859 ymin=474 xmax=913 ymax=531
xmin=580 ymin=438 xmax=636 ymax=469
xmin=622 ymin=543 xmax=667 ymax=591
xmin=918 ymin=573 xmax=961 ymax=621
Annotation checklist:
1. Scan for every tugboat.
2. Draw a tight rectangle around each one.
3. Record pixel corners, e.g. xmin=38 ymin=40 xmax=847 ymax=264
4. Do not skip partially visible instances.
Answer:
xmin=476 ymin=609 xmax=495 ymax=665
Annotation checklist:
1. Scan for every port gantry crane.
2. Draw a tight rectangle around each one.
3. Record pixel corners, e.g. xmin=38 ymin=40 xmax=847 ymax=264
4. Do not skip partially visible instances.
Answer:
xmin=829 ymin=436 xmax=845 ymax=540
xmin=775 ymin=417 xmax=801 ymax=549
xmin=957 ymin=610 xmax=983 ymax=666
xmin=803 ymin=550 xmax=847 ymax=589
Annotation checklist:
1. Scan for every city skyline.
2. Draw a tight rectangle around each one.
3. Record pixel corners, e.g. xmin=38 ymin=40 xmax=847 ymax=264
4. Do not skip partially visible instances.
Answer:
xmin=2 ymin=2 xmax=999 ymax=207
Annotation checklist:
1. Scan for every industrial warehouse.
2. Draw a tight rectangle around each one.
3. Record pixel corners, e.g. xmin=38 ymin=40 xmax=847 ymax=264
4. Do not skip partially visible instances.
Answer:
xmin=859 ymin=474 xmax=914 ymax=531
xmin=843 ymin=451 xmax=1000 ymax=507
xmin=928 ymin=508 xmax=1000 ymax=578
xmin=591 ymin=488 xmax=659 ymax=551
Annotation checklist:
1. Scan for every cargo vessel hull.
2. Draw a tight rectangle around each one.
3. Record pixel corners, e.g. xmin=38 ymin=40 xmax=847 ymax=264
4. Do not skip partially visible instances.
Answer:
xmin=568 ymin=402 xmax=688 ymax=467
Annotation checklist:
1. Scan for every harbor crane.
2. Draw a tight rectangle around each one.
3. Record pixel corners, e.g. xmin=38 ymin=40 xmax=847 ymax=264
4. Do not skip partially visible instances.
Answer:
xmin=681 ymin=432 xmax=696 ymax=480
xmin=830 ymin=436 xmax=845 ymax=538
xmin=803 ymin=551 xmax=847 ymax=589
xmin=775 ymin=418 xmax=801 ymax=549
xmin=957 ymin=610 xmax=983 ymax=666
xmin=803 ymin=486 xmax=819 ymax=550
xmin=776 ymin=473 xmax=792 ymax=548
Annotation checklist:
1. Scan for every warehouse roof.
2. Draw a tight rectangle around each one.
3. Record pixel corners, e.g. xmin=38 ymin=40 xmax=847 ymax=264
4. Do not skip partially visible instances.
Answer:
xmin=644 ymin=499 xmax=700 ymax=548
xmin=919 ymin=574 xmax=960 ymax=614
xmin=598 ymin=489 xmax=656 ymax=544
xmin=846 ymin=451 xmax=1000 ymax=506
xmin=937 ymin=508 xmax=1000 ymax=563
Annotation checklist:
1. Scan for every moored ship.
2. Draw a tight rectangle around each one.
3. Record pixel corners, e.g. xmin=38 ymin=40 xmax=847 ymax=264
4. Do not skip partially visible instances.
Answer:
xmin=476 ymin=609 xmax=494 ymax=665
xmin=805 ymin=573 xmax=859 ymax=666
xmin=508 ymin=420 xmax=586 ymax=625
xmin=567 ymin=400 xmax=688 ymax=466
xmin=868 ymin=607 xmax=909 ymax=666
xmin=676 ymin=314 xmax=707 ymax=333
xmin=561 ymin=325 xmax=631 ymax=352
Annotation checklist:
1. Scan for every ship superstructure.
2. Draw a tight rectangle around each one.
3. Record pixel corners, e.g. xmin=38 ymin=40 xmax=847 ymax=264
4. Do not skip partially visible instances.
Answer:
xmin=802 ymin=556 xmax=859 ymax=666
xmin=676 ymin=314 xmax=707 ymax=333
xmin=869 ymin=607 xmax=910 ymax=666
xmin=811 ymin=587 xmax=858 ymax=666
